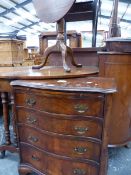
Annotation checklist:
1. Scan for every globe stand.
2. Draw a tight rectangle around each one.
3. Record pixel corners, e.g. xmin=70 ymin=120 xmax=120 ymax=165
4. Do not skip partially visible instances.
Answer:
xmin=32 ymin=18 xmax=82 ymax=72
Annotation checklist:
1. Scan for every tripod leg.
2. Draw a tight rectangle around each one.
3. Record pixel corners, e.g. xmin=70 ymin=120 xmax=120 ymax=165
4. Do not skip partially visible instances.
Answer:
xmin=60 ymin=43 xmax=71 ymax=72
xmin=67 ymin=46 xmax=82 ymax=67
xmin=32 ymin=44 xmax=57 ymax=69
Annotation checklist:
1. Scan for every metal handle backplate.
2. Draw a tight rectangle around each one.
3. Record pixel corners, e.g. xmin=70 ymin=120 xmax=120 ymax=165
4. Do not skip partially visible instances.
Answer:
xmin=26 ymin=98 xmax=36 ymax=106
xmin=74 ymin=147 xmax=87 ymax=154
xmin=74 ymin=104 xmax=88 ymax=113
xmin=74 ymin=126 xmax=89 ymax=135
xmin=73 ymin=168 xmax=86 ymax=175
xmin=27 ymin=116 xmax=37 ymax=124
xmin=28 ymin=136 xmax=38 ymax=143
xmin=31 ymin=155 xmax=40 ymax=161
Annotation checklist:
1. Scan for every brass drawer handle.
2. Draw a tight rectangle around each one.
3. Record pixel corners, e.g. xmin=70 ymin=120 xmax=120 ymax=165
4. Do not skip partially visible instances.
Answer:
xmin=73 ymin=168 xmax=86 ymax=175
xmin=26 ymin=98 xmax=36 ymax=106
xmin=74 ymin=147 xmax=87 ymax=154
xmin=74 ymin=127 xmax=89 ymax=135
xmin=31 ymin=155 xmax=40 ymax=161
xmin=74 ymin=104 xmax=88 ymax=113
xmin=27 ymin=116 xmax=37 ymax=124
xmin=28 ymin=136 xmax=38 ymax=143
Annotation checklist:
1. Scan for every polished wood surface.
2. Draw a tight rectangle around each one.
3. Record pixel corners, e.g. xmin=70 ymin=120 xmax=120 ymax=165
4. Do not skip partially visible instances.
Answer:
xmin=0 ymin=66 xmax=98 ymax=80
xmin=99 ymin=52 xmax=131 ymax=146
xmin=13 ymin=92 xmax=104 ymax=116
xmin=19 ymin=125 xmax=101 ymax=162
xmin=20 ymin=144 xmax=99 ymax=175
xmin=12 ymin=77 xmax=116 ymax=175
xmin=17 ymin=108 xmax=103 ymax=139
xmin=33 ymin=0 xmax=75 ymax=23
xmin=11 ymin=77 xmax=116 ymax=93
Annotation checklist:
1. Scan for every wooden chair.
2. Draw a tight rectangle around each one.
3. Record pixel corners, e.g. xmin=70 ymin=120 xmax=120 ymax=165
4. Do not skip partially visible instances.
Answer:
xmin=65 ymin=0 xmax=101 ymax=47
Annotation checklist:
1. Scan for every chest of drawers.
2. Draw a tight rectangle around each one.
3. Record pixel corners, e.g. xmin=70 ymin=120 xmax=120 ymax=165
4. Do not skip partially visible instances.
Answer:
xmin=11 ymin=77 xmax=116 ymax=175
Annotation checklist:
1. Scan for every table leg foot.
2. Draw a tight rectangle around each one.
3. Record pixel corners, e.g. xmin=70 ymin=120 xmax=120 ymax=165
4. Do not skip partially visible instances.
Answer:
xmin=125 ymin=141 xmax=131 ymax=148
xmin=0 ymin=144 xmax=19 ymax=159
xmin=0 ymin=150 xmax=5 ymax=159
xmin=19 ymin=166 xmax=32 ymax=175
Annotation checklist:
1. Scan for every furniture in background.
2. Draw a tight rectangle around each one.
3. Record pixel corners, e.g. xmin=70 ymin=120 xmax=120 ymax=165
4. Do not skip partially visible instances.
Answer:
xmin=0 ymin=39 xmax=24 ymax=66
xmin=39 ymin=31 xmax=82 ymax=55
xmin=108 ymin=0 xmax=121 ymax=37
xmin=22 ymin=46 xmax=41 ymax=66
xmin=38 ymin=47 xmax=100 ymax=67
xmin=98 ymin=38 xmax=131 ymax=147
xmin=98 ymin=51 xmax=131 ymax=147
xmin=65 ymin=0 xmax=101 ymax=47
xmin=105 ymin=37 xmax=131 ymax=53
xmin=27 ymin=46 xmax=39 ymax=60
xmin=11 ymin=77 xmax=116 ymax=175
xmin=23 ymin=48 xmax=29 ymax=60
xmin=81 ymin=30 xmax=105 ymax=47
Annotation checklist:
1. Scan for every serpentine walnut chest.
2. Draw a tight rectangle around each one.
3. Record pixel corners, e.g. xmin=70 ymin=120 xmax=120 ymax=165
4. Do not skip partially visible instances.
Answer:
xmin=11 ymin=77 xmax=117 ymax=175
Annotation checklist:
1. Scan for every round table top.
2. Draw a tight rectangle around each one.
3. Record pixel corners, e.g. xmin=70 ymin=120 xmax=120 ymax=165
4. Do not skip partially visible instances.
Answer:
xmin=0 ymin=66 xmax=99 ymax=80
xmin=33 ymin=0 xmax=75 ymax=23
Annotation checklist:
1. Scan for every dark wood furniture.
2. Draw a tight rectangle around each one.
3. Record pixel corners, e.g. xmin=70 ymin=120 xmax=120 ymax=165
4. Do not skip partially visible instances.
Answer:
xmin=98 ymin=51 xmax=131 ymax=147
xmin=106 ymin=38 xmax=131 ymax=53
xmin=41 ymin=47 xmax=100 ymax=67
xmin=0 ymin=66 xmax=98 ymax=158
xmin=11 ymin=77 xmax=117 ymax=175
xmin=0 ymin=43 xmax=131 ymax=155
xmin=65 ymin=0 xmax=100 ymax=47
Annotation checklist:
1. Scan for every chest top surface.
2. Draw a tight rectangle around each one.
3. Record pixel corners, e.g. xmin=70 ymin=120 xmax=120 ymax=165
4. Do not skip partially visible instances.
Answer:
xmin=11 ymin=77 xmax=117 ymax=94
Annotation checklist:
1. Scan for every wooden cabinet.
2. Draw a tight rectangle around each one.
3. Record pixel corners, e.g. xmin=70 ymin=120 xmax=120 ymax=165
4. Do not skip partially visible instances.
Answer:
xmin=99 ymin=52 xmax=131 ymax=146
xmin=0 ymin=39 xmax=24 ymax=66
xmin=11 ymin=77 xmax=116 ymax=175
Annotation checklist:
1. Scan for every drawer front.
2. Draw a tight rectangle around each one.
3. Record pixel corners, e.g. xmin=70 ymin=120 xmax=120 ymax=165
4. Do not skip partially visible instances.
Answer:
xmin=19 ymin=126 xmax=101 ymax=162
xmin=15 ymin=92 xmax=104 ymax=117
xmin=20 ymin=143 xmax=99 ymax=175
xmin=17 ymin=108 xmax=103 ymax=140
